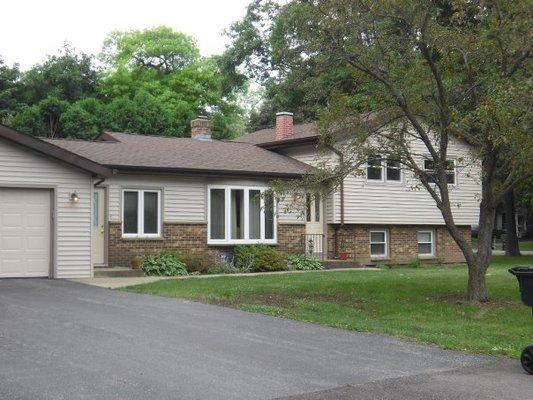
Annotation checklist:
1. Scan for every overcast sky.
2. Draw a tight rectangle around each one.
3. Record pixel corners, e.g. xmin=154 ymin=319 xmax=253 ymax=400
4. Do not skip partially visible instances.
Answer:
xmin=1 ymin=0 xmax=251 ymax=70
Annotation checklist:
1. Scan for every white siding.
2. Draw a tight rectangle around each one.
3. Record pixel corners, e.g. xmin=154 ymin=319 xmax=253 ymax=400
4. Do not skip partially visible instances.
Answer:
xmin=106 ymin=174 xmax=207 ymax=222
xmin=0 ymin=139 xmax=92 ymax=278
xmin=279 ymin=145 xmax=338 ymax=223
xmin=280 ymin=138 xmax=481 ymax=226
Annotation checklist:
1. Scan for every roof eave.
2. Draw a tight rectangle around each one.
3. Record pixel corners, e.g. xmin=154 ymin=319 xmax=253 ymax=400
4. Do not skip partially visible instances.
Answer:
xmin=257 ymin=136 xmax=318 ymax=149
xmin=108 ymin=164 xmax=310 ymax=179
xmin=0 ymin=124 xmax=113 ymax=177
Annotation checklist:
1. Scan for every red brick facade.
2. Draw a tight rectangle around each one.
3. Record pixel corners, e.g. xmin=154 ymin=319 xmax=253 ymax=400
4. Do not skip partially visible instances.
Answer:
xmin=327 ymin=224 xmax=470 ymax=265
xmin=108 ymin=221 xmax=307 ymax=267
xmin=107 ymin=221 xmax=468 ymax=267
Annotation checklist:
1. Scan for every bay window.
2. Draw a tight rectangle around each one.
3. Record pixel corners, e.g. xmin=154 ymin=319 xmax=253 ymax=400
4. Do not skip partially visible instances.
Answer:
xmin=208 ymin=186 xmax=276 ymax=244
xmin=122 ymin=189 xmax=161 ymax=238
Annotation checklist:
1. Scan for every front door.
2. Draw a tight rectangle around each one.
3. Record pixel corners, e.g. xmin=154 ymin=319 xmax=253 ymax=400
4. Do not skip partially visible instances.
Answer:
xmin=305 ymin=193 xmax=324 ymax=258
xmin=91 ymin=187 xmax=106 ymax=266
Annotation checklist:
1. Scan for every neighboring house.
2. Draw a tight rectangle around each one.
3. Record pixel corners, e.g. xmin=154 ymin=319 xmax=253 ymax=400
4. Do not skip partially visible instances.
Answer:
xmin=0 ymin=112 xmax=480 ymax=279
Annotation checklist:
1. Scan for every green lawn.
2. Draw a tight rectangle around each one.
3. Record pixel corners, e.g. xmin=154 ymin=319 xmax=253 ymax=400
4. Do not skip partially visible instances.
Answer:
xmin=122 ymin=256 xmax=533 ymax=358
xmin=472 ymin=237 xmax=533 ymax=252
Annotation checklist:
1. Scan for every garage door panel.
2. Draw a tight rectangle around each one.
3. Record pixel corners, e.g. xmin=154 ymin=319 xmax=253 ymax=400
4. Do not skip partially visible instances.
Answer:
xmin=0 ymin=188 xmax=50 ymax=278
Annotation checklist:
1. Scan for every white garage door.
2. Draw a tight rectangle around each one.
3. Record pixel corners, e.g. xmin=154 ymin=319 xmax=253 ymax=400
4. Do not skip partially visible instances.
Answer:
xmin=0 ymin=188 xmax=51 ymax=278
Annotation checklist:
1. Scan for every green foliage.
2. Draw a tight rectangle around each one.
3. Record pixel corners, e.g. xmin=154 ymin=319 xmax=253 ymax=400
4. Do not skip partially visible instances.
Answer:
xmin=141 ymin=252 xmax=188 ymax=276
xmin=286 ymin=254 xmax=324 ymax=271
xmin=0 ymin=57 xmax=22 ymax=122
xmin=408 ymin=258 xmax=423 ymax=269
xmin=233 ymin=245 xmax=287 ymax=272
xmin=2 ymin=27 xmax=246 ymax=139
xmin=181 ymin=253 xmax=212 ymax=275
xmin=208 ymin=261 xmax=250 ymax=275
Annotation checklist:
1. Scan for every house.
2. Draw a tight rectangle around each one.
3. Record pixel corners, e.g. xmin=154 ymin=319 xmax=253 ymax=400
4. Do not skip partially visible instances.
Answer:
xmin=0 ymin=112 xmax=480 ymax=278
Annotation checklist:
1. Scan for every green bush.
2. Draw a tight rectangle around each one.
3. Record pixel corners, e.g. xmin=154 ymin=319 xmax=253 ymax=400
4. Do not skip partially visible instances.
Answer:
xmin=208 ymin=261 xmax=250 ymax=275
xmin=141 ymin=252 xmax=188 ymax=276
xmin=233 ymin=245 xmax=287 ymax=272
xmin=286 ymin=254 xmax=324 ymax=270
xmin=408 ymin=257 xmax=422 ymax=268
xmin=181 ymin=253 xmax=212 ymax=274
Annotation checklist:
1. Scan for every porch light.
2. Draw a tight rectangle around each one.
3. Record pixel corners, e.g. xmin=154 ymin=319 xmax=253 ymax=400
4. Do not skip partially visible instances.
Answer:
xmin=70 ymin=192 xmax=79 ymax=203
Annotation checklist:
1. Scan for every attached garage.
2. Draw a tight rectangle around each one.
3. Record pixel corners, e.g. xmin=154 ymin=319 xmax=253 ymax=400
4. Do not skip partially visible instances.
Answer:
xmin=0 ymin=124 xmax=111 ymax=278
xmin=0 ymin=188 xmax=51 ymax=278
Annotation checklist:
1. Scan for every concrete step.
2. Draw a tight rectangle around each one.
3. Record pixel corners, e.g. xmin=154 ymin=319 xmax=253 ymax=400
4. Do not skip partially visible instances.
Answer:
xmin=323 ymin=260 xmax=363 ymax=269
xmin=94 ymin=267 xmax=145 ymax=278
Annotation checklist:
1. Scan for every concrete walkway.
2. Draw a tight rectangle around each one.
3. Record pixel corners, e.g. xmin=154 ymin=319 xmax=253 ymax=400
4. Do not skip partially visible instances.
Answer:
xmin=1 ymin=279 xmax=530 ymax=400
xmin=70 ymin=267 xmax=378 ymax=289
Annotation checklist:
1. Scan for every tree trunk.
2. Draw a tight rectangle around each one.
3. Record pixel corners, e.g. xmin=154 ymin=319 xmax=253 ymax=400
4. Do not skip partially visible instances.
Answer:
xmin=504 ymin=190 xmax=521 ymax=256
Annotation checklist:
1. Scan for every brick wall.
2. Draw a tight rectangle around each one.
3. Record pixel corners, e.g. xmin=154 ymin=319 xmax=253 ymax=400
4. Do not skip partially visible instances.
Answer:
xmin=108 ymin=222 xmax=307 ymax=267
xmin=277 ymin=223 xmax=306 ymax=254
xmin=327 ymin=224 xmax=470 ymax=265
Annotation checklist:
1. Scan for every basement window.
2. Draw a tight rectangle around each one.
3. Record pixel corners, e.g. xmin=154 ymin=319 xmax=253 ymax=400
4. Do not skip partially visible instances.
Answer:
xmin=208 ymin=186 xmax=276 ymax=245
xmin=418 ymin=230 xmax=435 ymax=257
xmin=370 ymin=230 xmax=388 ymax=258
xmin=122 ymin=189 xmax=161 ymax=238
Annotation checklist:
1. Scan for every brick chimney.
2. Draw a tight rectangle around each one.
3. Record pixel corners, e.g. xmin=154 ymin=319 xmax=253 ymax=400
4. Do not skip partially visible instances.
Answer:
xmin=275 ymin=112 xmax=294 ymax=141
xmin=190 ymin=116 xmax=212 ymax=140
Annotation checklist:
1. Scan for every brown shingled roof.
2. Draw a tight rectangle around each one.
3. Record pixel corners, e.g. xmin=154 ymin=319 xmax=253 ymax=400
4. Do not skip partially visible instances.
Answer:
xmin=234 ymin=122 xmax=317 ymax=146
xmin=43 ymin=132 xmax=312 ymax=178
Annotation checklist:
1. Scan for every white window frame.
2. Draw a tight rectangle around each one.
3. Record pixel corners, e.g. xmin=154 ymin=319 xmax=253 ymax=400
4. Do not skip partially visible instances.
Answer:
xmin=423 ymin=159 xmax=456 ymax=186
xmin=370 ymin=229 xmax=389 ymax=259
xmin=207 ymin=185 xmax=277 ymax=245
xmin=366 ymin=155 xmax=402 ymax=183
xmin=417 ymin=230 xmax=435 ymax=257
xmin=122 ymin=189 xmax=162 ymax=238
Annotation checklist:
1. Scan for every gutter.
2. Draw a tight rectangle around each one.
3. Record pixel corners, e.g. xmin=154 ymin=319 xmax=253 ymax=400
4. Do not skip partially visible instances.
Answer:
xmin=257 ymin=136 xmax=318 ymax=150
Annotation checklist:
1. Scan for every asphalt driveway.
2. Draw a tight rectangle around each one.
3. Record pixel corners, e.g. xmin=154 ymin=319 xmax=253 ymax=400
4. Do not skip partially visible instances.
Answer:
xmin=0 ymin=279 xmax=530 ymax=400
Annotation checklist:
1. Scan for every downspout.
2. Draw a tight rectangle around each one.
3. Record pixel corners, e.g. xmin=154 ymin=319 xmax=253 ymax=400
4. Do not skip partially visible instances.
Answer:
xmin=326 ymin=145 xmax=345 ymax=258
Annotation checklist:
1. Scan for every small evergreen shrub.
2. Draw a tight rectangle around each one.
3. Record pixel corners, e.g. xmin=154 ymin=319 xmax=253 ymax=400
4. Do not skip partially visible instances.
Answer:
xmin=181 ymin=253 xmax=212 ymax=274
xmin=233 ymin=245 xmax=287 ymax=272
xmin=286 ymin=254 xmax=324 ymax=270
xmin=141 ymin=252 xmax=188 ymax=276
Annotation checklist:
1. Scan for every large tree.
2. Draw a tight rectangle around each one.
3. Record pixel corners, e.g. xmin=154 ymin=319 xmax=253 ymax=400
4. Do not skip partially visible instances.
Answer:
xmin=0 ymin=57 xmax=22 ymax=123
xmin=236 ymin=0 xmax=532 ymax=301
xmin=100 ymin=26 xmax=246 ymax=138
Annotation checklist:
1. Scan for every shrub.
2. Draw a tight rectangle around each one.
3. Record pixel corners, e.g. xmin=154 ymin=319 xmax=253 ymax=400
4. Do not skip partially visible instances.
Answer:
xmin=286 ymin=254 xmax=324 ymax=271
xmin=233 ymin=245 xmax=287 ymax=272
xmin=181 ymin=253 xmax=212 ymax=274
xmin=141 ymin=252 xmax=188 ymax=276
xmin=408 ymin=257 xmax=422 ymax=269
xmin=208 ymin=261 xmax=249 ymax=275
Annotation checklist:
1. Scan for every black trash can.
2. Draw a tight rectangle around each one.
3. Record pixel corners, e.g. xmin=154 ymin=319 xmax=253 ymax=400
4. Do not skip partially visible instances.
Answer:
xmin=508 ymin=267 xmax=533 ymax=375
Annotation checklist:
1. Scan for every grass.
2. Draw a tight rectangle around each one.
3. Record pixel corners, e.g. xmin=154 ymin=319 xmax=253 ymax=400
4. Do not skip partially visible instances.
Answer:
xmin=122 ymin=256 xmax=533 ymax=359
xmin=472 ymin=237 xmax=533 ymax=252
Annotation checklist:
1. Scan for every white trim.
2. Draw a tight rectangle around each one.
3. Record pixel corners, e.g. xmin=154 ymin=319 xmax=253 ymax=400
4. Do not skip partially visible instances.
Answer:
xmin=207 ymin=185 xmax=277 ymax=245
xmin=370 ymin=229 xmax=389 ymax=258
xmin=121 ymin=189 xmax=162 ymax=238
xmin=417 ymin=229 xmax=435 ymax=257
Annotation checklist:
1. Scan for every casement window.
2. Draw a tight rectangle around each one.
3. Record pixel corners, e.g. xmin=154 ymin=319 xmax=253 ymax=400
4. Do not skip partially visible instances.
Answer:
xmin=208 ymin=186 xmax=276 ymax=244
xmin=370 ymin=230 xmax=388 ymax=258
xmin=367 ymin=155 xmax=401 ymax=182
xmin=418 ymin=230 xmax=435 ymax=256
xmin=305 ymin=193 xmax=321 ymax=223
xmin=423 ymin=159 xmax=456 ymax=184
xmin=122 ymin=189 xmax=161 ymax=238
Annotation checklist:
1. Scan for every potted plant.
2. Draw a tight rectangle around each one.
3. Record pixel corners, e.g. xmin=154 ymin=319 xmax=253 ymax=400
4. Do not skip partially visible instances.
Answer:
xmin=338 ymin=250 xmax=349 ymax=260
xmin=338 ymin=237 xmax=348 ymax=260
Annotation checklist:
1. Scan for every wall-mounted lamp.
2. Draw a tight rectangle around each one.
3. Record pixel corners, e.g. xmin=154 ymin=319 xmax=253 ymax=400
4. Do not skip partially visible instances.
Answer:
xmin=70 ymin=192 xmax=79 ymax=203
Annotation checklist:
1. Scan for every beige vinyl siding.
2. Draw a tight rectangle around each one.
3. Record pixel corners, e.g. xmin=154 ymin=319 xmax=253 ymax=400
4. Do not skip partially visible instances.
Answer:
xmin=0 ymin=139 xmax=92 ymax=278
xmin=107 ymin=174 xmax=207 ymax=223
xmin=279 ymin=145 xmax=338 ymax=223
xmin=336 ymin=137 xmax=481 ymax=225
xmin=279 ymin=138 xmax=481 ymax=226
